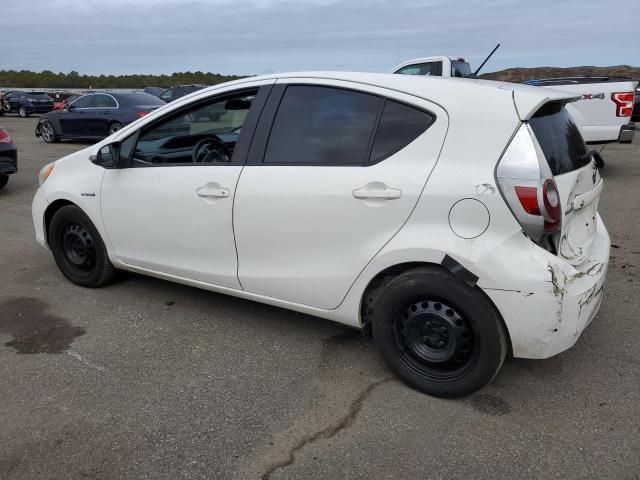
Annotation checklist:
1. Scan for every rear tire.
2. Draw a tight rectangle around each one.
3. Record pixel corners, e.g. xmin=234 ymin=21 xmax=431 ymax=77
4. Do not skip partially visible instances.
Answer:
xmin=18 ymin=106 xmax=28 ymax=118
xmin=0 ymin=175 xmax=8 ymax=189
xmin=40 ymin=120 xmax=60 ymax=143
xmin=371 ymin=266 xmax=507 ymax=398
xmin=109 ymin=122 xmax=123 ymax=135
xmin=49 ymin=205 xmax=116 ymax=287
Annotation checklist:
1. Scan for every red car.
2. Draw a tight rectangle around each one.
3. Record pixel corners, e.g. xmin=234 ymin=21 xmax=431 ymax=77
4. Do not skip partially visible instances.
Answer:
xmin=51 ymin=93 xmax=83 ymax=110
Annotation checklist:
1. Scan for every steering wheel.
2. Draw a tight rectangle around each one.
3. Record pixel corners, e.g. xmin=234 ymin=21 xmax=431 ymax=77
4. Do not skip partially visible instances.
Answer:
xmin=192 ymin=137 xmax=232 ymax=163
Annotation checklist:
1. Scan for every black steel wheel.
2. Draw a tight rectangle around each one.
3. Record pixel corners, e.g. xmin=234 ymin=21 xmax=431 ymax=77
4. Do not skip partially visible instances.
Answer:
xmin=61 ymin=222 xmax=97 ymax=273
xmin=49 ymin=205 xmax=116 ymax=287
xmin=393 ymin=298 xmax=479 ymax=382
xmin=371 ymin=266 xmax=507 ymax=398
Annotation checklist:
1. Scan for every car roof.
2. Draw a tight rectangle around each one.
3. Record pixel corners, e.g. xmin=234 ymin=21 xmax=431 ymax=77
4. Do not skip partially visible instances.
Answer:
xmin=192 ymin=71 xmax=577 ymax=120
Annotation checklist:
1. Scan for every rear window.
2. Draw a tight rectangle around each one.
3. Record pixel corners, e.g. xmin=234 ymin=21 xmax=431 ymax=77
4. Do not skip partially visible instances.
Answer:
xmin=27 ymin=92 xmax=51 ymax=99
xmin=370 ymin=100 xmax=434 ymax=163
xmin=120 ymin=93 xmax=166 ymax=106
xmin=451 ymin=61 xmax=471 ymax=78
xmin=528 ymin=103 xmax=589 ymax=175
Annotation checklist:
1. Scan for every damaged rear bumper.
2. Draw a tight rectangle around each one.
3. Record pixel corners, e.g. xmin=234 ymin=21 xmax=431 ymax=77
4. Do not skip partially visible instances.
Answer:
xmin=478 ymin=215 xmax=610 ymax=359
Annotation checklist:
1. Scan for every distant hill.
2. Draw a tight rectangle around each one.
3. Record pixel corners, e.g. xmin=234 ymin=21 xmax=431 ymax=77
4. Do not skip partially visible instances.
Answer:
xmin=480 ymin=65 xmax=640 ymax=82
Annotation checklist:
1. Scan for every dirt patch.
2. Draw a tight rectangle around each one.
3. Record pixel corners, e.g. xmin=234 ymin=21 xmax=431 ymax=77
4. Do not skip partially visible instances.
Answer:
xmin=0 ymin=297 xmax=85 ymax=354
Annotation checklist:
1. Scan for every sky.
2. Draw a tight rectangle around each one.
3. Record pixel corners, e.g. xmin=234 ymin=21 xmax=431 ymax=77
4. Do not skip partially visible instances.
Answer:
xmin=1 ymin=0 xmax=636 ymax=76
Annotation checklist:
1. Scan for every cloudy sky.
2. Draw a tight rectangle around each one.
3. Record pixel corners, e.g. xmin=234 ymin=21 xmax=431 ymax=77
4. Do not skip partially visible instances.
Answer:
xmin=1 ymin=0 xmax=636 ymax=76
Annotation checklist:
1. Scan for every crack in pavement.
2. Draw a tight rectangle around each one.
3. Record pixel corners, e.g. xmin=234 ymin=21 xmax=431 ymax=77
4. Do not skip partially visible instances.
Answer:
xmin=260 ymin=377 xmax=394 ymax=480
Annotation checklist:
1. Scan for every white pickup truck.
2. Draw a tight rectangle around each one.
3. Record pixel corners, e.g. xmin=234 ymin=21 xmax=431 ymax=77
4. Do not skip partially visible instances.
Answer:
xmin=390 ymin=56 xmax=637 ymax=144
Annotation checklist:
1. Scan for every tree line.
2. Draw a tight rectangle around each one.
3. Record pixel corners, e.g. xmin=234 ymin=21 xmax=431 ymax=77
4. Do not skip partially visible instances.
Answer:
xmin=0 ymin=70 xmax=244 ymax=89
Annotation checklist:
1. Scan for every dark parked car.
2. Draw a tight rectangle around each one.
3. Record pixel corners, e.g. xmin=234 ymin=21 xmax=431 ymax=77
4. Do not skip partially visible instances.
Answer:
xmin=158 ymin=85 xmax=207 ymax=103
xmin=0 ymin=127 xmax=17 ymax=189
xmin=0 ymin=91 xmax=54 ymax=117
xmin=35 ymin=92 xmax=166 ymax=143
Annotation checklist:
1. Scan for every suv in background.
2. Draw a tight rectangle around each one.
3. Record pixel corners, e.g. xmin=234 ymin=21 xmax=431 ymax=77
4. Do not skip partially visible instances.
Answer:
xmin=0 ymin=91 xmax=54 ymax=117
xmin=158 ymin=85 xmax=207 ymax=103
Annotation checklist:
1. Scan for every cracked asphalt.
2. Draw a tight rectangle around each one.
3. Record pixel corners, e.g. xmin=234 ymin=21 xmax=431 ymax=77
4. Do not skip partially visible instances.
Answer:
xmin=1 ymin=116 xmax=639 ymax=479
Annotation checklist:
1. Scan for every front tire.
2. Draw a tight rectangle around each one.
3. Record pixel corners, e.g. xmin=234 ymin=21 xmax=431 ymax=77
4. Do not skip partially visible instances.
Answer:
xmin=0 ymin=175 xmax=8 ymax=189
xmin=18 ymin=106 xmax=29 ymax=118
xmin=49 ymin=205 xmax=116 ymax=287
xmin=371 ymin=266 xmax=507 ymax=398
xmin=40 ymin=120 xmax=60 ymax=143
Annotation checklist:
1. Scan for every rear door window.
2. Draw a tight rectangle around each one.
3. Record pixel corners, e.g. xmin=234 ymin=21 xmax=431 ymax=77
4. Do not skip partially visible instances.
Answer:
xmin=93 ymin=94 xmax=117 ymax=108
xmin=370 ymin=100 xmax=434 ymax=163
xmin=70 ymin=95 xmax=94 ymax=108
xmin=263 ymin=86 xmax=382 ymax=165
xmin=528 ymin=102 xmax=589 ymax=175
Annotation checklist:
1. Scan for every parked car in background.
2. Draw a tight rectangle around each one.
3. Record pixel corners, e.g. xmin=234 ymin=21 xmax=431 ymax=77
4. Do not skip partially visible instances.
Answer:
xmin=0 ymin=127 xmax=17 ymax=189
xmin=158 ymin=84 xmax=207 ymax=103
xmin=523 ymin=77 xmax=637 ymax=144
xmin=143 ymin=86 xmax=165 ymax=97
xmin=53 ymin=94 xmax=83 ymax=111
xmin=35 ymin=92 xmax=166 ymax=143
xmin=0 ymin=91 xmax=54 ymax=117
xmin=32 ymin=73 xmax=610 ymax=398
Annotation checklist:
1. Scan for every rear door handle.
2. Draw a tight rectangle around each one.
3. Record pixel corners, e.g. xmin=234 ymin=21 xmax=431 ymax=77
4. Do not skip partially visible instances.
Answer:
xmin=352 ymin=184 xmax=402 ymax=200
xmin=196 ymin=185 xmax=230 ymax=198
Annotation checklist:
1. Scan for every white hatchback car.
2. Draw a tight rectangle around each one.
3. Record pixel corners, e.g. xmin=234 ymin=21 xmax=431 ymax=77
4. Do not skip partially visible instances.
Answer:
xmin=32 ymin=73 xmax=610 ymax=397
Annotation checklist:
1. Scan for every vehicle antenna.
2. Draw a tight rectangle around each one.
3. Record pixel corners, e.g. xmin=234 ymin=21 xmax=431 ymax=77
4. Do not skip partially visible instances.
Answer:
xmin=472 ymin=43 xmax=501 ymax=77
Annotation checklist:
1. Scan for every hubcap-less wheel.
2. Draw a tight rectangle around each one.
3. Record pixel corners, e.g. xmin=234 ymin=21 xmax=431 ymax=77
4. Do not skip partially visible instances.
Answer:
xmin=61 ymin=222 xmax=96 ymax=273
xmin=394 ymin=299 xmax=477 ymax=380
xmin=109 ymin=123 xmax=123 ymax=135
xmin=41 ymin=122 xmax=55 ymax=142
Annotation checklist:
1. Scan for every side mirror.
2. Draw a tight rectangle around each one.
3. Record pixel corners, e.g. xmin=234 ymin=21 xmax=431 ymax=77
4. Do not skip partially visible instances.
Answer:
xmin=91 ymin=142 xmax=120 ymax=168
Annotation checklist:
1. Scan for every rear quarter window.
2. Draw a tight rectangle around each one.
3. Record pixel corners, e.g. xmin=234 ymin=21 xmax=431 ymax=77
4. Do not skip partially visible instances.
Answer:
xmin=370 ymin=100 xmax=434 ymax=163
xmin=528 ymin=102 xmax=589 ymax=175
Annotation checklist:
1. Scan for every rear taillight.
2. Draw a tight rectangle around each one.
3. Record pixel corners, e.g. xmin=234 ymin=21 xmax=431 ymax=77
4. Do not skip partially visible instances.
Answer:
xmin=611 ymin=92 xmax=634 ymax=117
xmin=0 ymin=129 xmax=12 ymax=144
xmin=496 ymin=124 xmax=562 ymax=243
xmin=135 ymin=111 xmax=148 ymax=119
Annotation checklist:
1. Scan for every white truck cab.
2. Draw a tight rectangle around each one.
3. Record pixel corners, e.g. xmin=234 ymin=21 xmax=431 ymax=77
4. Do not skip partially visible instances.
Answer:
xmin=390 ymin=56 xmax=472 ymax=78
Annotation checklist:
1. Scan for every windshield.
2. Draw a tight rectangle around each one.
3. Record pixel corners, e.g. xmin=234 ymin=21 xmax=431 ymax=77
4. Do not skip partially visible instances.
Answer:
xmin=451 ymin=61 xmax=471 ymax=77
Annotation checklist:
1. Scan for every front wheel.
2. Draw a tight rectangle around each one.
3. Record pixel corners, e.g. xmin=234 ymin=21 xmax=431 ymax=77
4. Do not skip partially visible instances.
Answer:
xmin=49 ymin=205 xmax=116 ymax=287
xmin=109 ymin=122 xmax=123 ymax=135
xmin=371 ymin=266 xmax=508 ymax=398
xmin=0 ymin=175 xmax=8 ymax=189
xmin=18 ymin=106 xmax=28 ymax=118
xmin=40 ymin=120 xmax=60 ymax=143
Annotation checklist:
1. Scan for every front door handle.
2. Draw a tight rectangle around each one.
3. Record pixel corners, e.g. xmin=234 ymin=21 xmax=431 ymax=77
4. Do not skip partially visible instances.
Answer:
xmin=196 ymin=185 xmax=230 ymax=198
xmin=352 ymin=183 xmax=402 ymax=200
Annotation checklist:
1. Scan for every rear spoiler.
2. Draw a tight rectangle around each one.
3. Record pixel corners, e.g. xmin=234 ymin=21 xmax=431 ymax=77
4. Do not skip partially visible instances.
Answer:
xmin=499 ymin=85 xmax=580 ymax=121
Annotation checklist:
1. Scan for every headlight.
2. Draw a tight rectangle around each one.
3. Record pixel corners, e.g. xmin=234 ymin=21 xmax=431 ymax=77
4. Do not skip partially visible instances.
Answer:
xmin=39 ymin=162 xmax=55 ymax=186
